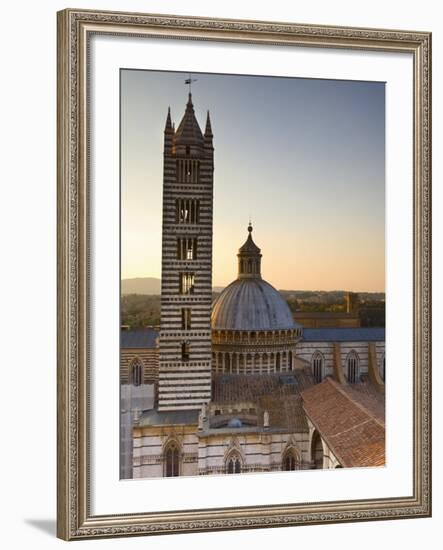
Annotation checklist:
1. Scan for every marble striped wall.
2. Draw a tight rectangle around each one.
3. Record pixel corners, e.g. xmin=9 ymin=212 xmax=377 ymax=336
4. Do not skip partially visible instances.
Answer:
xmin=158 ymin=115 xmax=214 ymax=411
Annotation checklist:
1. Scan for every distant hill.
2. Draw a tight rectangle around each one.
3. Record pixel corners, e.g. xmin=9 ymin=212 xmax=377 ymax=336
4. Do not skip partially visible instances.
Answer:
xmin=121 ymin=278 xmax=161 ymax=295
xmin=121 ymin=278 xmax=226 ymax=295
xmin=121 ymin=278 xmax=384 ymax=301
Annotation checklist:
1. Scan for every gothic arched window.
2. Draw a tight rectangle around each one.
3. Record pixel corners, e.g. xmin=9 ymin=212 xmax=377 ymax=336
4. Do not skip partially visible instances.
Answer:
xmin=312 ymin=351 xmax=324 ymax=383
xmin=346 ymin=351 xmax=360 ymax=384
xmin=131 ymin=358 xmax=143 ymax=386
xmin=311 ymin=430 xmax=324 ymax=469
xmin=282 ymin=448 xmax=300 ymax=471
xmin=164 ymin=441 xmax=180 ymax=477
xmin=380 ymin=354 xmax=385 ymax=382
xmin=226 ymin=452 xmax=242 ymax=474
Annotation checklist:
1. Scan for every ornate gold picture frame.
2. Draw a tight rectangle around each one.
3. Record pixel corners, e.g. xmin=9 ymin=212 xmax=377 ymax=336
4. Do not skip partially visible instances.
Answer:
xmin=57 ymin=8 xmax=431 ymax=540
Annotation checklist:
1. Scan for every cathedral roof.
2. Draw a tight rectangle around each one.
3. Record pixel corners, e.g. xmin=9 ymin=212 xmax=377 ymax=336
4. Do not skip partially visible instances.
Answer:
xmin=302 ymin=378 xmax=385 ymax=467
xmin=120 ymin=328 xmax=158 ymax=349
xmin=303 ymin=327 xmax=385 ymax=342
xmin=174 ymin=93 xmax=204 ymax=147
xmin=211 ymin=278 xmax=299 ymax=331
xmin=211 ymin=373 xmax=314 ymax=432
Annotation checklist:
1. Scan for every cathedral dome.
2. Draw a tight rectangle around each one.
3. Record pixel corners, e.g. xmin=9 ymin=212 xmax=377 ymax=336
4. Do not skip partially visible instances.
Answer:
xmin=211 ymin=225 xmax=299 ymax=332
xmin=211 ymin=277 xmax=297 ymax=331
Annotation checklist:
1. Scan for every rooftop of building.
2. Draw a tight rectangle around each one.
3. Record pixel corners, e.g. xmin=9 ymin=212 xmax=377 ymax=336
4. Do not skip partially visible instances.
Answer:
xmin=302 ymin=327 xmax=385 ymax=342
xmin=210 ymin=371 xmax=315 ymax=433
xmin=301 ymin=377 xmax=385 ymax=468
xmin=121 ymin=327 xmax=158 ymax=349
xmin=137 ymin=409 xmax=199 ymax=427
xmin=293 ymin=311 xmax=359 ymax=318
xmin=212 ymin=371 xmax=314 ymax=403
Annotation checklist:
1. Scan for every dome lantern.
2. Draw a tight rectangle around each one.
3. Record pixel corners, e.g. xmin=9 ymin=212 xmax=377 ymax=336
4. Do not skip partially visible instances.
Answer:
xmin=237 ymin=223 xmax=262 ymax=279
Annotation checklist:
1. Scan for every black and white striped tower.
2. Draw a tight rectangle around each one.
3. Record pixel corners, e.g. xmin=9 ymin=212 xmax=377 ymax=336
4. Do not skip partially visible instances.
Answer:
xmin=158 ymin=93 xmax=214 ymax=411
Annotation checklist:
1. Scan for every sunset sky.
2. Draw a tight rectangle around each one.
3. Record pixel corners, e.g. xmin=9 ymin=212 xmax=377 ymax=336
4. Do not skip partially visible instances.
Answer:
xmin=121 ymin=69 xmax=385 ymax=292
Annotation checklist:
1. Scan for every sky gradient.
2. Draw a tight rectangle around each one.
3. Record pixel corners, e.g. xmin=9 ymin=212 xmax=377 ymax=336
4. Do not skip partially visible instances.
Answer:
xmin=121 ymin=69 xmax=385 ymax=292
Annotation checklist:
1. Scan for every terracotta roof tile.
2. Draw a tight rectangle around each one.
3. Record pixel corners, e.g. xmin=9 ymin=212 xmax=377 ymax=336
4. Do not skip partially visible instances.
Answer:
xmin=212 ymin=371 xmax=315 ymax=432
xmin=301 ymin=378 xmax=385 ymax=468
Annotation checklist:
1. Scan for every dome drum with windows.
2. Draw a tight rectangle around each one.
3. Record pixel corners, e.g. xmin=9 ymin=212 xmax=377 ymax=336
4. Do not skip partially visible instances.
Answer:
xmin=211 ymin=225 xmax=302 ymax=375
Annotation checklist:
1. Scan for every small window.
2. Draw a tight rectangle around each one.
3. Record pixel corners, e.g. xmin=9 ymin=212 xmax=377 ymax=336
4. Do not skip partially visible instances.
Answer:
xmin=176 ymin=159 xmax=200 ymax=183
xmin=177 ymin=238 xmax=197 ymax=260
xmin=165 ymin=442 xmax=180 ymax=477
xmin=226 ymin=453 xmax=242 ymax=474
xmin=131 ymin=359 xmax=143 ymax=386
xmin=347 ymin=351 xmax=359 ymax=384
xmin=312 ymin=352 xmax=324 ymax=383
xmin=186 ymin=145 xmax=190 ymax=156
xmin=181 ymin=341 xmax=190 ymax=361
xmin=181 ymin=308 xmax=191 ymax=330
xmin=179 ymin=273 xmax=195 ymax=294
xmin=176 ymin=198 xmax=200 ymax=224
xmin=282 ymin=450 xmax=299 ymax=471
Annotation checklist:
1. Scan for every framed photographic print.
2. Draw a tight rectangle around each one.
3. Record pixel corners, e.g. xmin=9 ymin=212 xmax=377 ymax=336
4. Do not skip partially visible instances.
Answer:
xmin=57 ymin=8 xmax=431 ymax=540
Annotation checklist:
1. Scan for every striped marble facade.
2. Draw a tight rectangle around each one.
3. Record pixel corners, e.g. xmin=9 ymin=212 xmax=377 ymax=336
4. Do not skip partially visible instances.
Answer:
xmin=120 ymin=348 xmax=159 ymax=385
xmin=132 ymin=428 xmax=311 ymax=478
xmin=158 ymin=95 xmax=214 ymax=411
xmin=296 ymin=339 xmax=385 ymax=383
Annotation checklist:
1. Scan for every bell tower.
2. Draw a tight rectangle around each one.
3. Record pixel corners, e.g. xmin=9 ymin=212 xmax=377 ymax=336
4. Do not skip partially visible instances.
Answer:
xmin=158 ymin=94 xmax=214 ymax=411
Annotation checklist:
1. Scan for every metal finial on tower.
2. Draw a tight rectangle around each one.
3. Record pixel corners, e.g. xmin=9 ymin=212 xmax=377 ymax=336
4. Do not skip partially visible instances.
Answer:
xmin=185 ymin=73 xmax=198 ymax=94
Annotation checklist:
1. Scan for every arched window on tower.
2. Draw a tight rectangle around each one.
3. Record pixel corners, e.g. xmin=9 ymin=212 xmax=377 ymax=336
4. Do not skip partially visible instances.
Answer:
xmin=282 ymin=448 xmax=300 ymax=471
xmin=181 ymin=341 xmax=190 ymax=361
xmin=346 ymin=351 xmax=360 ymax=384
xmin=131 ymin=358 xmax=143 ymax=386
xmin=276 ymin=353 xmax=281 ymax=372
xmin=226 ymin=452 xmax=242 ymax=474
xmin=164 ymin=441 xmax=180 ymax=477
xmin=311 ymin=351 xmax=324 ymax=383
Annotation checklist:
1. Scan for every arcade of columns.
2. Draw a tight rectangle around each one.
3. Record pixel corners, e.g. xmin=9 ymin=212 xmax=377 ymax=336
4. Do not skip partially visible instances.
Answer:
xmin=211 ymin=327 xmax=302 ymax=375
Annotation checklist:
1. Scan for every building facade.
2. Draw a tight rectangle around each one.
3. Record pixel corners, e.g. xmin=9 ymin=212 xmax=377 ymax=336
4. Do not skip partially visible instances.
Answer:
xmin=122 ymin=92 xmax=386 ymax=479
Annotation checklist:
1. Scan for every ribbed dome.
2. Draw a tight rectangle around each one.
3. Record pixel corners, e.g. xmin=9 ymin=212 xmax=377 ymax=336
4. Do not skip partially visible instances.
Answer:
xmin=211 ymin=278 xmax=298 ymax=331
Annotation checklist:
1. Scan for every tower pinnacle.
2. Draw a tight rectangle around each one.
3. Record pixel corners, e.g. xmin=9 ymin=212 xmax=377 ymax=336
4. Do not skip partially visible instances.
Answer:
xmin=205 ymin=111 xmax=213 ymax=138
xmin=164 ymin=106 xmax=173 ymax=132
